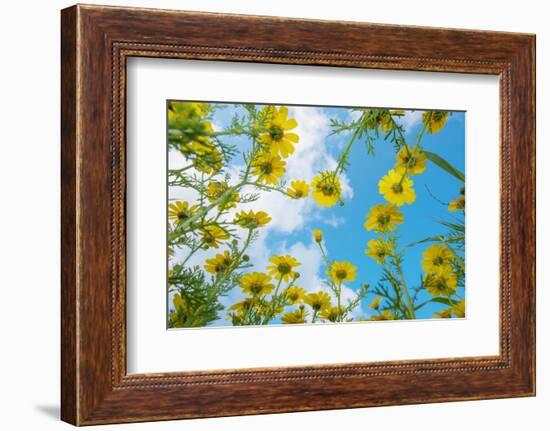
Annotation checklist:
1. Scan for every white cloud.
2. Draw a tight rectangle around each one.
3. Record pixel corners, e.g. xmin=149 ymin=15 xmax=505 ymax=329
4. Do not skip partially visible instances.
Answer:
xmin=398 ymin=110 xmax=422 ymax=131
xmin=322 ymin=214 xmax=346 ymax=228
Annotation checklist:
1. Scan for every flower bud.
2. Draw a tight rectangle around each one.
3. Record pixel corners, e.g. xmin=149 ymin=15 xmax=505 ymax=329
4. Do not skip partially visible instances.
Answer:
xmin=313 ymin=229 xmax=323 ymax=243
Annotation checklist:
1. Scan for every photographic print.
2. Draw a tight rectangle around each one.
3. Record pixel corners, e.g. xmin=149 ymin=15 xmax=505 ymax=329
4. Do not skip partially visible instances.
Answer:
xmin=167 ymin=101 xmax=465 ymax=328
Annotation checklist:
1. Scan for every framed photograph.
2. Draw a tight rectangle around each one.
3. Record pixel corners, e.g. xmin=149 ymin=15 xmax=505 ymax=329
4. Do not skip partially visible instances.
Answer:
xmin=61 ymin=4 xmax=535 ymax=425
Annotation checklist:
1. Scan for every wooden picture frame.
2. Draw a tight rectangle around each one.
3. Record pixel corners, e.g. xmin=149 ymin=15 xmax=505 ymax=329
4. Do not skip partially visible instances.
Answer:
xmin=61 ymin=4 xmax=535 ymax=425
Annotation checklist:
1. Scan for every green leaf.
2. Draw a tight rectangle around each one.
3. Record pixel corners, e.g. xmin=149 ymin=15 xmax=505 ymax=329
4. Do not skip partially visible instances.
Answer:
xmin=406 ymin=235 xmax=450 ymax=248
xmin=424 ymin=151 xmax=465 ymax=182
xmin=438 ymin=220 xmax=465 ymax=233
xmin=430 ymin=297 xmax=460 ymax=307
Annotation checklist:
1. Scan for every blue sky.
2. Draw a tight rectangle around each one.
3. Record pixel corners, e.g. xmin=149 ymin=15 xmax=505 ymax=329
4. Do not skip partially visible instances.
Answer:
xmin=169 ymin=103 xmax=465 ymax=326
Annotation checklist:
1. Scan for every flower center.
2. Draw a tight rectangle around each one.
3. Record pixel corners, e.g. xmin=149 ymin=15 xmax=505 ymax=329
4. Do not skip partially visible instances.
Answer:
xmin=335 ymin=269 xmax=347 ymax=280
xmin=250 ymin=284 xmax=263 ymax=294
xmin=269 ymin=126 xmax=283 ymax=141
xmin=436 ymin=280 xmax=447 ymax=291
xmin=433 ymin=257 xmax=444 ymax=266
xmin=177 ymin=211 xmax=188 ymax=220
xmin=391 ymin=183 xmax=403 ymax=194
xmin=378 ymin=214 xmax=390 ymax=226
xmin=321 ymin=184 xmax=335 ymax=196
xmin=261 ymin=162 xmax=273 ymax=174
xmin=278 ymin=263 xmax=291 ymax=274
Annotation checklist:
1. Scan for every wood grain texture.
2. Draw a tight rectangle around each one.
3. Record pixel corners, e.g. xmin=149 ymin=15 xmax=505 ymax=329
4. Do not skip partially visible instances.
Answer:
xmin=60 ymin=4 xmax=536 ymax=425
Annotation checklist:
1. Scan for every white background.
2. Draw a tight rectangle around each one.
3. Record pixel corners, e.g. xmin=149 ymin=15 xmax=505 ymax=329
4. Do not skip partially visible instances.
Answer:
xmin=127 ymin=59 xmax=500 ymax=373
xmin=0 ymin=0 xmax=546 ymax=430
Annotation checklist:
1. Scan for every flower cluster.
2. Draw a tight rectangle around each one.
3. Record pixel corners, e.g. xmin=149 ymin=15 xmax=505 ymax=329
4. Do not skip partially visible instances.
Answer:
xmin=167 ymin=103 xmax=464 ymax=327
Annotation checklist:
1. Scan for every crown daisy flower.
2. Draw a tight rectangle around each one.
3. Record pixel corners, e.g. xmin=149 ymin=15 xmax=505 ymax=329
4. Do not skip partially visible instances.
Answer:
xmin=168 ymin=201 xmax=198 ymax=224
xmin=305 ymin=291 xmax=332 ymax=312
xmin=379 ymin=169 xmax=416 ymax=206
xmin=234 ymin=210 xmax=271 ymax=229
xmin=239 ymin=272 xmax=275 ymax=297
xmin=423 ymin=271 xmax=458 ymax=297
xmin=266 ymin=255 xmax=301 ymax=282
xmin=327 ymin=261 xmax=358 ymax=284
xmin=421 ymin=244 xmax=455 ymax=275
xmin=395 ymin=146 xmax=427 ymax=176
xmin=422 ymin=111 xmax=449 ymax=134
xmin=258 ymin=106 xmax=299 ymax=158
xmin=365 ymin=237 xmax=393 ymax=264
xmin=200 ymin=224 xmax=230 ymax=249
xmin=287 ymin=180 xmax=309 ymax=199
xmin=203 ymin=250 xmax=233 ymax=274
xmin=311 ymin=172 xmax=342 ymax=208
xmin=252 ymin=153 xmax=286 ymax=185
xmin=364 ymin=203 xmax=404 ymax=233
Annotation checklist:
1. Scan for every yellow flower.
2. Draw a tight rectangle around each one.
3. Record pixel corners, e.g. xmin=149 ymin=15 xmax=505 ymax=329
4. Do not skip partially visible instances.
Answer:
xmin=259 ymin=106 xmax=299 ymax=158
xmin=364 ymin=203 xmax=404 ymax=233
xmin=378 ymin=110 xmax=404 ymax=133
xmin=379 ymin=169 xmax=416 ymax=206
xmin=287 ymin=180 xmax=309 ymax=199
xmin=204 ymin=250 xmax=232 ymax=274
xmin=193 ymin=144 xmax=223 ymax=174
xmin=168 ymin=101 xmax=210 ymax=120
xmin=281 ymin=307 xmax=308 ymax=324
xmin=421 ymin=244 xmax=455 ymax=274
xmin=311 ymin=172 xmax=342 ymax=208
xmin=371 ymin=310 xmax=398 ymax=321
xmin=205 ymin=181 xmax=240 ymax=209
xmin=327 ymin=261 xmax=357 ymax=283
xmin=252 ymin=153 xmax=286 ymax=185
xmin=168 ymin=201 xmax=198 ymax=224
xmin=365 ymin=237 xmax=393 ymax=264
xmin=200 ymin=224 xmax=230 ymax=248
xmin=424 ymin=271 xmax=458 ymax=297
xmin=422 ymin=111 xmax=449 ymax=134
xmin=180 ymin=126 xmax=215 ymax=157
xmin=285 ymin=286 xmax=307 ymax=304
xmin=168 ymin=103 xmax=222 ymax=173
xmin=395 ymin=146 xmax=427 ymax=176
xmin=319 ymin=306 xmax=343 ymax=322
xmin=239 ymin=272 xmax=275 ymax=296
xmin=228 ymin=298 xmax=255 ymax=313
xmin=434 ymin=308 xmax=453 ymax=318
xmin=379 ymin=112 xmax=393 ymax=134
xmin=452 ymin=299 xmax=465 ymax=318
xmin=448 ymin=196 xmax=465 ymax=212
xmin=313 ymin=229 xmax=323 ymax=243
xmin=368 ymin=296 xmax=383 ymax=310
xmin=234 ymin=210 xmax=271 ymax=229
xmin=267 ymin=255 xmax=301 ymax=282
xmin=305 ymin=291 xmax=332 ymax=312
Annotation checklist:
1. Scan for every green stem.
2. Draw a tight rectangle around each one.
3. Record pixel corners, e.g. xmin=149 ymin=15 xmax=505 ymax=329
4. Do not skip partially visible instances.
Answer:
xmin=336 ymin=281 xmax=342 ymax=321
xmin=333 ymin=122 xmax=362 ymax=178
xmin=395 ymin=264 xmax=416 ymax=319
xmin=210 ymin=228 xmax=254 ymax=293
xmin=316 ymin=241 xmax=331 ymax=267
xmin=181 ymin=239 xmax=205 ymax=266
